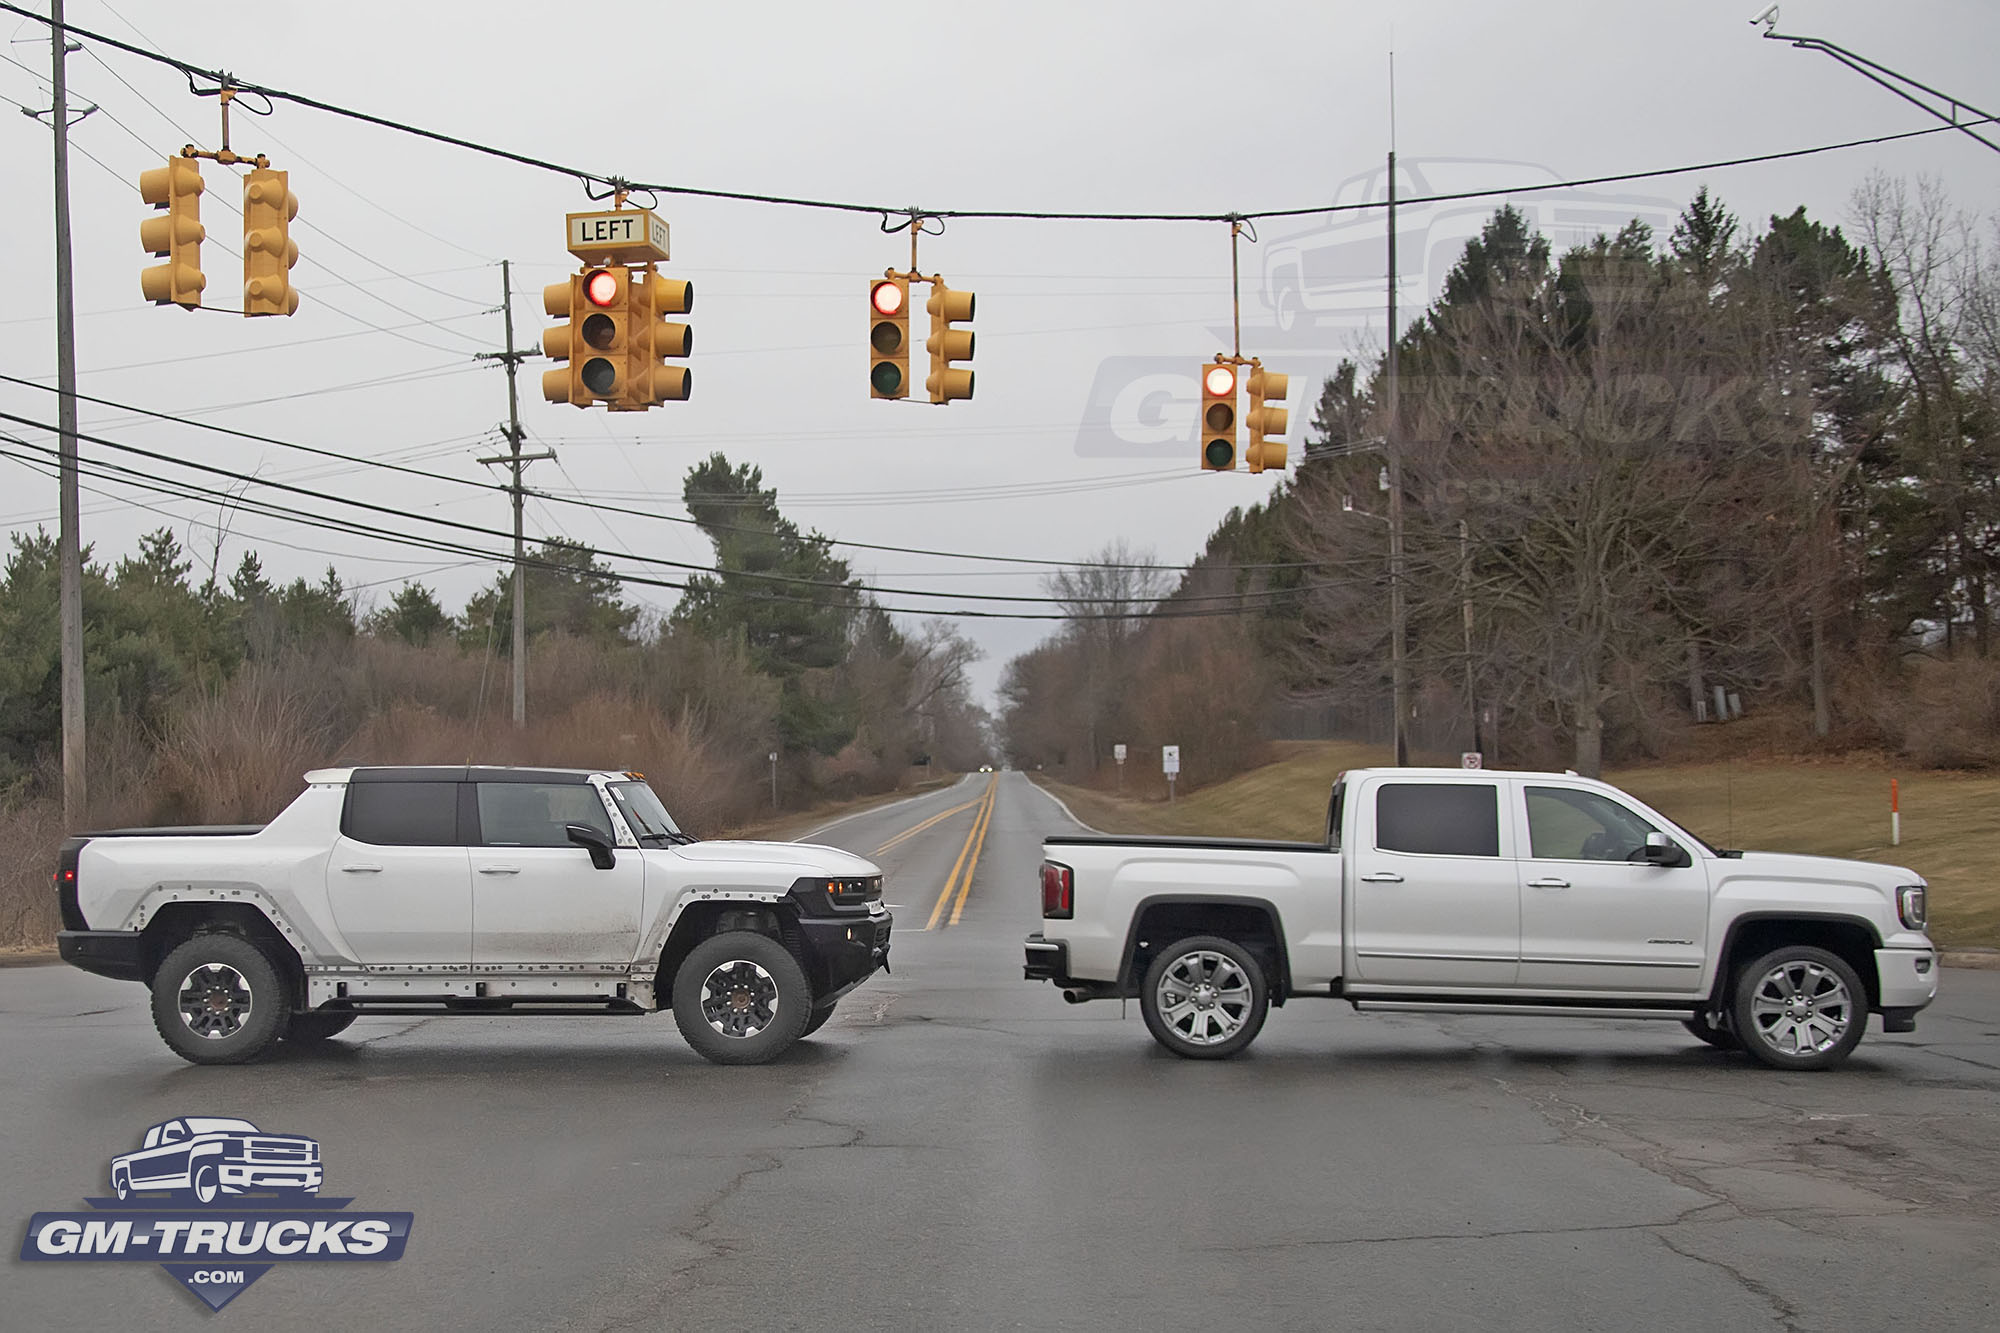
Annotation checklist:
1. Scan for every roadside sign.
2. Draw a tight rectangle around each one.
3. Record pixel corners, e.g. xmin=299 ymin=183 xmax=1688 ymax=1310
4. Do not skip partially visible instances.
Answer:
xmin=1461 ymin=752 xmax=1483 ymax=769
xmin=1162 ymin=745 xmax=1180 ymax=776
xmin=1114 ymin=744 xmax=1127 ymax=762
xmin=565 ymin=208 xmax=672 ymax=264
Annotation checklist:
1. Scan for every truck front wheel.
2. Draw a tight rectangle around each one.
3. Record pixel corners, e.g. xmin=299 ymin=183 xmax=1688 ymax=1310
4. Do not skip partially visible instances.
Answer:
xmin=1140 ymin=935 xmax=1269 ymax=1060
xmin=671 ymin=931 xmax=811 ymax=1065
xmin=1730 ymin=945 xmax=1867 ymax=1071
xmin=150 ymin=933 xmax=291 ymax=1066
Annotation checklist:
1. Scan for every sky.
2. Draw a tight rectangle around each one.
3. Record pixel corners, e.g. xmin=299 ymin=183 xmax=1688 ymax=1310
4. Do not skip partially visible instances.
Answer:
xmin=3 ymin=0 xmax=1997 ymax=709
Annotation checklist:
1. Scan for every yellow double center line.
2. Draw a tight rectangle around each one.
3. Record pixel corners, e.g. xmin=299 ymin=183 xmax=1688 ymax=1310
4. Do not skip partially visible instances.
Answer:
xmin=873 ymin=794 xmax=984 ymax=856
xmin=922 ymin=778 xmax=996 ymax=931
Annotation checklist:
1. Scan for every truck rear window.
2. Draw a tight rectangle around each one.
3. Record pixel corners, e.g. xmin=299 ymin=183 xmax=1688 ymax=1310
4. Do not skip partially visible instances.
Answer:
xmin=1374 ymin=783 xmax=1500 ymax=857
xmin=343 ymin=782 xmax=459 ymax=846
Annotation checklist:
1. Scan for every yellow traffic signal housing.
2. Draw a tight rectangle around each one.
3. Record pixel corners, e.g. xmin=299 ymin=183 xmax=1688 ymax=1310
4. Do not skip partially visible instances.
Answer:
xmin=627 ymin=270 xmax=693 ymax=409
xmin=138 ymin=155 xmax=205 ymax=309
xmin=1245 ymin=365 xmax=1289 ymax=473
xmin=869 ymin=277 xmax=910 ymax=399
xmin=542 ymin=274 xmax=583 ymax=405
xmin=242 ymin=168 xmax=300 ymax=317
xmin=926 ymin=282 xmax=974 ymax=404
xmin=1200 ymin=361 xmax=1237 ymax=470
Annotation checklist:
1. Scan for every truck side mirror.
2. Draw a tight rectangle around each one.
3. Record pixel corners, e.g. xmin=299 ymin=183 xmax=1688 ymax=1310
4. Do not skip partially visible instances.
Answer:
xmin=565 ymin=823 xmax=616 ymax=870
xmin=1643 ymin=832 xmax=1688 ymax=868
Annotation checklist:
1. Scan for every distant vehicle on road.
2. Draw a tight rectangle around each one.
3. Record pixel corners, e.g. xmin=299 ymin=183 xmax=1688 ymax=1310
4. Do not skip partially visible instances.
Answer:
xmin=1026 ymin=767 xmax=1937 ymax=1069
xmin=110 ymin=1117 xmax=321 ymax=1203
xmin=1259 ymin=158 xmax=1682 ymax=332
xmin=56 ymin=767 xmax=892 ymax=1067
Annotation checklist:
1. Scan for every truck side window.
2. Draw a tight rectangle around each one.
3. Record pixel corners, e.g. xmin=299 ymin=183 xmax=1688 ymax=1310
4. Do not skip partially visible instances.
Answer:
xmin=343 ymin=782 xmax=459 ymax=847
xmin=476 ymin=783 xmax=614 ymax=848
xmin=1526 ymin=787 xmax=1659 ymax=861
xmin=1375 ymin=783 xmax=1500 ymax=857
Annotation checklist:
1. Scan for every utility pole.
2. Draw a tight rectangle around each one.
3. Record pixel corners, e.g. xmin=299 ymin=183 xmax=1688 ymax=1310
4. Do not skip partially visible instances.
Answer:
xmin=1385 ymin=147 xmax=1408 ymax=767
xmin=476 ymin=260 xmax=553 ymax=728
xmin=48 ymin=0 xmax=86 ymax=824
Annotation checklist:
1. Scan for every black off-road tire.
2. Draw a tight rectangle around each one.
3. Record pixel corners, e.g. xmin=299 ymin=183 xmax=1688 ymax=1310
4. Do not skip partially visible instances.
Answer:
xmin=283 ymin=1011 xmax=358 ymax=1046
xmin=150 ymin=933 xmax=292 ymax=1066
xmin=1139 ymin=934 xmax=1269 ymax=1060
xmin=1683 ymin=1012 xmax=1742 ymax=1051
xmin=671 ymin=931 xmax=811 ymax=1065
xmin=1730 ymin=944 xmax=1869 ymax=1071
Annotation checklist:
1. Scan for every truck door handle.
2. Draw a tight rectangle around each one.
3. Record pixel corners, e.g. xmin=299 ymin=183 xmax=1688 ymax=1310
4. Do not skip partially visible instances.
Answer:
xmin=1527 ymin=877 xmax=1571 ymax=890
xmin=1358 ymin=872 xmax=1403 ymax=883
xmin=340 ymin=864 xmax=382 ymax=874
xmin=477 ymin=865 xmax=521 ymax=876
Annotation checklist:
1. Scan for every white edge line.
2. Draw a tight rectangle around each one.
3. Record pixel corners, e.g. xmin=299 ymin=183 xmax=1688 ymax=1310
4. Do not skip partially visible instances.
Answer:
xmin=1022 ymin=774 xmax=1099 ymax=834
xmin=792 ymin=773 xmax=979 ymax=843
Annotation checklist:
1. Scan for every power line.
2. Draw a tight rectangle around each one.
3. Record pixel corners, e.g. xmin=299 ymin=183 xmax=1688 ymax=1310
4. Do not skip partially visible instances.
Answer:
xmin=1 ymin=1 xmax=1988 ymax=227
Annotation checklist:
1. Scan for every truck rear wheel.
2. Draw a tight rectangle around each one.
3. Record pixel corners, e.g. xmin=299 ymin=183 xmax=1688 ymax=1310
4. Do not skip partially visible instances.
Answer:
xmin=150 ymin=933 xmax=291 ymax=1066
xmin=1730 ymin=945 xmax=1867 ymax=1071
xmin=1140 ymin=935 xmax=1268 ymax=1060
xmin=672 ymin=931 xmax=810 ymax=1065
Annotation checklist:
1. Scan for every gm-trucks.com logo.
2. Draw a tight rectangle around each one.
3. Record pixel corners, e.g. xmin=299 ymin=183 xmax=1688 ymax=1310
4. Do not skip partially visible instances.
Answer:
xmin=20 ymin=1116 xmax=411 ymax=1311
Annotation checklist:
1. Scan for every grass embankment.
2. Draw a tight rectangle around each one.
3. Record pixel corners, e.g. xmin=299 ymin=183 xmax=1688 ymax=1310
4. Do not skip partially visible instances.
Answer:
xmin=1035 ymin=742 xmax=2000 ymax=949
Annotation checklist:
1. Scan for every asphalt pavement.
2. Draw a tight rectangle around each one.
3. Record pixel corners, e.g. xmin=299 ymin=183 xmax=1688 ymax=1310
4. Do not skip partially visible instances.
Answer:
xmin=5 ymin=769 xmax=1999 ymax=1331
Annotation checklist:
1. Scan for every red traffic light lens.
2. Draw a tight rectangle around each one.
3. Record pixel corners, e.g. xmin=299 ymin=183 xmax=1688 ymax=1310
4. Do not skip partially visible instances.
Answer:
xmin=583 ymin=269 xmax=619 ymax=307
xmin=1204 ymin=365 xmax=1236 ymax=397
xmin=871 ymin=280 xmax=904 ymax=316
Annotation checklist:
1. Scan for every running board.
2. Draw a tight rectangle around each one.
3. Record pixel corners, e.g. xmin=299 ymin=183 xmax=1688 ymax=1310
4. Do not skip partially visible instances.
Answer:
xmin=1351 ymin=1000 xmax=1691 ymax=1020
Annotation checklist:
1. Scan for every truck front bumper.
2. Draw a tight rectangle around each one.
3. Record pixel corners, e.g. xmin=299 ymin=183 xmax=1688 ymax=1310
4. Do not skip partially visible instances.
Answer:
xmin=799 ymin=910 xmax=892 ymax=1004
xmin=221 ymin=1162 xmax=323 ymax=1192
xmin=1876 ymin=946 xmax=1938 ymax=1025
xmin=58 ymin=930 xmax=145 ymax=983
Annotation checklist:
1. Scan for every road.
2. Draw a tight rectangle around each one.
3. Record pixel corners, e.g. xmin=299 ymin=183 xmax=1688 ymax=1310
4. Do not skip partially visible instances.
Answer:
xmin=5 ymin=769 xmax=1999 ymax=1330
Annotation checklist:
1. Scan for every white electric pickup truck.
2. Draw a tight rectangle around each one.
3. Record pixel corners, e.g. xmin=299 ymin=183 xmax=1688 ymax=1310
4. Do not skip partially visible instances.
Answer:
xmin=55 ymin=766 xmax=892 ymax=1066
xmin=1024 ymin=767 xmax=1938 ymax=1070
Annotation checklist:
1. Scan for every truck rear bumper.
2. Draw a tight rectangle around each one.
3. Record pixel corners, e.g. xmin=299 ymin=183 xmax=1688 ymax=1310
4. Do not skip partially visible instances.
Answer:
xmin=1024 ymin=932 xmax=1069 ymax=983
xmin=57 ymin=930 xmax=145 ymax=983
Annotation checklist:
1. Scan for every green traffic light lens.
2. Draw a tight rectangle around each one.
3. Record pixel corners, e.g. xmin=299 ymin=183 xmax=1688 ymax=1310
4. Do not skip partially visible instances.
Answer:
xmin=582 ymin=357 xmax=617 ymax=396
xmin=871 ymin=321 xmax=903 ymax=355
xmin=871 ymin=362 xmax=903 ymax=395
xmin=1204 ymin=438 xmax=1234 ymax=469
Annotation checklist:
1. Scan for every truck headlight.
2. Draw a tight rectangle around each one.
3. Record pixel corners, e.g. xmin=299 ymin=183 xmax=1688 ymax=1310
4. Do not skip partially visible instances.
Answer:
xmin=1896 ymin=885 xmax=1927 ymax=930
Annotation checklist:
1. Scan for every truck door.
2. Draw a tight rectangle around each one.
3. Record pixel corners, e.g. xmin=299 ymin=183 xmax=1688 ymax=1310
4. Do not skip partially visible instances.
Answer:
xmin=1512 ymin=784 xmax=1708 ymax=995
xmin=468 ymin=780 xmax=644 ymax=967
xmin=326 ymin=779 xmax=472 ymax=966
xmin=1349 ymin=778 xmax=1519 ymax=987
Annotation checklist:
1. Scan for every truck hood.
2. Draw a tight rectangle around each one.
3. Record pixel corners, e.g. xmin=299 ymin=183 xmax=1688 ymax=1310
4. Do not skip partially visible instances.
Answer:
xmin=670 ymin=840 xmax=881 ymax=878
xmin=1723 ymin=849 xmax=1922 ymax=890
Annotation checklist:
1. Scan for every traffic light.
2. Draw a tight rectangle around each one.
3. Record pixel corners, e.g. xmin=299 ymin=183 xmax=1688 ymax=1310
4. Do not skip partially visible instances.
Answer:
xmin=869 ymin=276 xmax=909 ymax=399
xmin=926 ymin=282 xmax=974 ymax=404
xmin=628 ymin=270 xmax=693 ymax=408
xmin=1200 ymin=361 xmax=1237 ymax=470
xmin=241 ymin=168 xmax=300 ymax=317
xmin=1245 ymin=364 xmax=1289 ymax=473
xmin=541 ymin=266 xmax=630 ymax=407
xmin=138 ymin=155 xmax=205 ymax=309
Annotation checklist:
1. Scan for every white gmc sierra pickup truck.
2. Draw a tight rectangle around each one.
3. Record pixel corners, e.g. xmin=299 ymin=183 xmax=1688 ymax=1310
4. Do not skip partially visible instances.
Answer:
xmin=56 ymin=766 xmax=892 ymax=1066
xmin=1024 ymin=767 xmax=1938 ymax=1070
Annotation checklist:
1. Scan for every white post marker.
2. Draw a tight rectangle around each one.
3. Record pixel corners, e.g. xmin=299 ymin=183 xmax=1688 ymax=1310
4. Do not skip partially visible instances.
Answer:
xmin=1891 ymin=777 xmax=1901 ymax=847
xmin=1162 ymin=745 xmax=1180 ymax=805
xmin=1114 ymin=743 xmax=1127 ymax=792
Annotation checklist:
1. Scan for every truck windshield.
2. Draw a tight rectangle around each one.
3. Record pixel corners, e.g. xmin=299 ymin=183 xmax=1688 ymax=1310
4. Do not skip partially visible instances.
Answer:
xmin=608 ymin=781 xmax=692 ymax=845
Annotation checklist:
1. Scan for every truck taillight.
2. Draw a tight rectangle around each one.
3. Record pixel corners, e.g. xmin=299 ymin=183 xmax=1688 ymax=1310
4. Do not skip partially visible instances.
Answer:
xmin=1041 ymin=861 xmax=1073 ymax=919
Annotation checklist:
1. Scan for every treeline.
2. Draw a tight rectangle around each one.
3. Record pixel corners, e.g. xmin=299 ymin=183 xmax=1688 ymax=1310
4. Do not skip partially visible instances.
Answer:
xmin=1002 ymin=177 xmax=2000 ymax=782
xmin=0 ymin=453 xmax=990 ymax=944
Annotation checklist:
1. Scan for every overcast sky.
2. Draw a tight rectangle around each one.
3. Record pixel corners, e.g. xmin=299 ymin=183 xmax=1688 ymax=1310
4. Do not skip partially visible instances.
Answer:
xmin=4 ymin=0 xmax=1997 ymax=708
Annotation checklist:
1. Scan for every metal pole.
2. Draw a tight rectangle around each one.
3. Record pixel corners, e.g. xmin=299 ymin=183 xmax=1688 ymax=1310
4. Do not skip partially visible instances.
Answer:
xmin=1386 ymin=149 xmax=1408 ymax=767
xmin=51 ymin=0 xmax=85 ymax=823
xmin=501 ymin=260 xmax=526 ymax=729
xmin=1461 ymin=519 xmax=1479 ymax=757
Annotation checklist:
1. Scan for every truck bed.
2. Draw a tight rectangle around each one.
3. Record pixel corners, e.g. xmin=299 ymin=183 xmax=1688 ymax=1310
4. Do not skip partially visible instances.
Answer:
xmin=1043 ymin=834 xmax=1332 ymax=854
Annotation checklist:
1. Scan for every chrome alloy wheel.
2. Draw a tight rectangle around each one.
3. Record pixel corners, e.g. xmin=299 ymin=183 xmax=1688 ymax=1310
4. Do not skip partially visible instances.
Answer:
xmin=1747 ymin=958 xmax=1854 ymax=1057
xmin=1155 ymin=949 xmax=1255 ymax=1047
xmin=177 ymin=963 xmax=254 ymax=1040
xmin=699 ymin=959 xmax=781 ymax=1039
